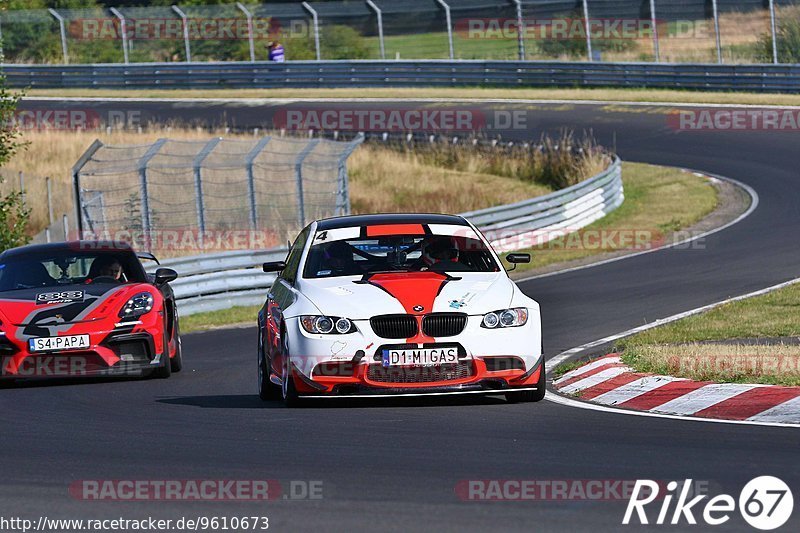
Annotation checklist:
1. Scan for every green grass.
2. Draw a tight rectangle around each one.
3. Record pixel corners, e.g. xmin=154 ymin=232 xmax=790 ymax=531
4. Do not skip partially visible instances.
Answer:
xmin=181 ymin=305 xmax=261 ymax=333
xmin=616 ymin=281 xmax=800 ymax=385
xmin=504 ymin=162 xmax=718 ymax=273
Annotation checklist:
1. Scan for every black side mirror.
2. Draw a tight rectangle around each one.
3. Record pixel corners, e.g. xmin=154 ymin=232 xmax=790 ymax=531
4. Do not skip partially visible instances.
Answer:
xmin=154 ymin=267 xmax=178 ymax=285
xmin=505 ymin=253 xmax=531 ymax=271
xmin=505 ymin=253 xmax=531 ymax=264
xmin=263 ymin=261 xmax=286 ymax=273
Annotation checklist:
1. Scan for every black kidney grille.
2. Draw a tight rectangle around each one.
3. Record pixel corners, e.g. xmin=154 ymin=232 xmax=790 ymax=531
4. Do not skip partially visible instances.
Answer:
xmin=370 ymin=315 xmax=418 ymax=339
xmin=422 ymin=313 xmax=467 ymax=337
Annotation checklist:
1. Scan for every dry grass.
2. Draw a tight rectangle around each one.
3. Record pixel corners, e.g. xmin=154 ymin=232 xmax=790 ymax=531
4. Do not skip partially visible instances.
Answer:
xmin=622 ymin=343 xmax=800 ymax=386
xmin=27 ymin=87 xmax=800 ymax=107
xmin=348 ymin=144 xmax=552 ymax=214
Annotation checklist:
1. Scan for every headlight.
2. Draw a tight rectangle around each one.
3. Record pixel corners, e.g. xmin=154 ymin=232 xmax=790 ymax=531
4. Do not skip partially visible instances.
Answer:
xmin=481 ymin=308 xmax=528 ymax=328
xmin=300 ymin=315 xmax=357 ymax=335
xmin=119 ymin=292 xmax=154 ymax=318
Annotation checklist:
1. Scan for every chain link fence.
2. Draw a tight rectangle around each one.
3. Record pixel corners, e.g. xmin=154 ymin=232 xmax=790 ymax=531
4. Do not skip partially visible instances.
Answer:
xmin=73 ymin=135 xmax=363 ymax=257
xmin=1 ymin=1 xmax=797 ymax=65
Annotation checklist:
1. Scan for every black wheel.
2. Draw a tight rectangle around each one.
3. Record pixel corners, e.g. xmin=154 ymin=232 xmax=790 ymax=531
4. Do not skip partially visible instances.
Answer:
xmin=258 ymin=330 xmax=280 ymax=401
xmin=281 ymin=356 xmax=301 ymax=408
xmin=506 ymin=360 xmax=546 ymax=403
xmin=170 ymin=315 xmax=183 ymax=373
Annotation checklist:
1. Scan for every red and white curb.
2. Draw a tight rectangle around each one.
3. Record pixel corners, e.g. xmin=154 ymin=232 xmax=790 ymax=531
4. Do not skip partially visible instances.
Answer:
xmin=554 ymin=354 xmax=800 ymax=425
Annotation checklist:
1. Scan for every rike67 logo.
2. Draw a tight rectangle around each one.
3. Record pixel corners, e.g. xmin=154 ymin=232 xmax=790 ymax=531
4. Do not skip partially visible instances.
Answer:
xmin=624 ymin=477 xmax=793 ymax=530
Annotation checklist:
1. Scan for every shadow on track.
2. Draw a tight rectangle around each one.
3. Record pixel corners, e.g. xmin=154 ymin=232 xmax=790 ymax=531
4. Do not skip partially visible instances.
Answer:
xmin=157 ymin=394 xmax=509 ymax=409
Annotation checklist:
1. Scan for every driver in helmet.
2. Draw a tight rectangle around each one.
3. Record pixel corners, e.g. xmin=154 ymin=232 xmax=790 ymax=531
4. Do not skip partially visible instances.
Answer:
xmin=417 ymin=236 xmax=466 ymax=271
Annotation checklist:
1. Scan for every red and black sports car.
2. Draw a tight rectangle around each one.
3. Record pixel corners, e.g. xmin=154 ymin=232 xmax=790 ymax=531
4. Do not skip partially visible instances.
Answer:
xmin=0 ymin=241 xmax=181 ymax=382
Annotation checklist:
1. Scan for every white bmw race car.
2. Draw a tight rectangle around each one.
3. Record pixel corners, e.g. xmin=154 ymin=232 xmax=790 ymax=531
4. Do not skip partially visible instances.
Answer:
xmin=257 ymin=214 xmax=544 ymax=406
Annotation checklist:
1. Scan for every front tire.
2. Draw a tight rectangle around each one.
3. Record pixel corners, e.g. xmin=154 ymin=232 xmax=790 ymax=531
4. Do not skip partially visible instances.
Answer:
xmin=170 ymin=317 xmax=183 ymax=373
xmin=506 ymin=360 xmax=546 ymax=403
xmin=258 ymin=330 xmax=280 ymax=401
xmin=281 ymin=357 xmax=301 ymax=408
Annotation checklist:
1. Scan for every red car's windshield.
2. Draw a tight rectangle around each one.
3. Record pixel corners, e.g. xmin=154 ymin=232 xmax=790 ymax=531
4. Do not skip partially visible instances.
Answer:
xmin=0 ymin=251 xmax=147 ymax=292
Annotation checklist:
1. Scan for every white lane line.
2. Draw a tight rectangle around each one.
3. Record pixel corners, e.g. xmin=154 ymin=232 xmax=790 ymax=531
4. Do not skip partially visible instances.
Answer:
xmin=747 ymin=396 xmax=800 ymax=424
xmin=553 ymin=356 xmax=621 ymax=384
xmin=651 ymin=383 xmax=760 ymax=415
xmin=545 ymin=390 xmax=800 ymax=429
xmin=558 ymin=367 xmax=631 ymax=395
xmin=546 ymin=276 xmax=800 ymax=373
xmin=592 ymin=375 xmax=684 ymax=405
xmin=517 ymin=172 xmax=759 ymax=283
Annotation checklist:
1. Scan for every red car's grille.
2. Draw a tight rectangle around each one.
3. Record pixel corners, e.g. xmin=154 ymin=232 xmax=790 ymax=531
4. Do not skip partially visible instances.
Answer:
xmin=367 ymin=361 xmax=474 ymax=383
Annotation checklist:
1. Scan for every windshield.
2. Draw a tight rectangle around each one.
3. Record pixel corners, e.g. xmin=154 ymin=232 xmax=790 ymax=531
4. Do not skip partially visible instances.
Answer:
xmin=303 ymin=232 xmax=500 ymax=279
xmin=0 ymin=251 xmax=146 ymax=292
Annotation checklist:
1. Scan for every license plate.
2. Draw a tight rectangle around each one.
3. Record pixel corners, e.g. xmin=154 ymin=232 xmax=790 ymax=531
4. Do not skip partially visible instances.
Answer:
xmin=382 ymin=347 xmax=459 ymax=367
xmin=28 ymin=335 xmax=90 ymax=353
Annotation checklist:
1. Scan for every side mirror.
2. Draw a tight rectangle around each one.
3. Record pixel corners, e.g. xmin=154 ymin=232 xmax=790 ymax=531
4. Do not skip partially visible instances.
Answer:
xmin=505 ymin=253 xmax=531 ymax=264
xmin=263 ymin=261 xmax=286 ymax=273
xmin=154 ymin=267 xmax=178 ymax=286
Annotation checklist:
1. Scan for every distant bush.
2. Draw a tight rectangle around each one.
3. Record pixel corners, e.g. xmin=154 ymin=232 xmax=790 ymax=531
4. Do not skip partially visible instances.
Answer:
xmin=757 ymin=6 xmax=800 ymax=63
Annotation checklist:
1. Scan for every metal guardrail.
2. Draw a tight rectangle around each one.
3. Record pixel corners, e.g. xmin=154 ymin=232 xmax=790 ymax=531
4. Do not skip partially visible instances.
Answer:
xmin=3 ymin=61 xmax=800 ymax=93
xmin=158 ymin=157 xmax=623 ymax=316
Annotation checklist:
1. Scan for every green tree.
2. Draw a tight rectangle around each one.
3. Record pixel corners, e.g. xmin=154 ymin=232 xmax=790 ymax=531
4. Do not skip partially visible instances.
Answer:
xmin=758 ymin=7 xmax=800 ymax=64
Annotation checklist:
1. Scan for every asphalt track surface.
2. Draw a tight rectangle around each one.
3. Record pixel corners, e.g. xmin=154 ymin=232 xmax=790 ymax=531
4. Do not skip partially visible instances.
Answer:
xmin=3 ymin=99 xmax=800 ymax=532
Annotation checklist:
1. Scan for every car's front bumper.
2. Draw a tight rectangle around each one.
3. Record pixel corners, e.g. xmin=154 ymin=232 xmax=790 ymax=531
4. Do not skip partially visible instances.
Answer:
xmin=284 ymin=313 xmax=543 ymax=396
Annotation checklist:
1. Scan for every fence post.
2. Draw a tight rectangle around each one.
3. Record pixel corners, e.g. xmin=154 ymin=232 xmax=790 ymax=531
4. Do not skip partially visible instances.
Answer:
xmin=366 ymin=0 xmax=386 ymax=60
xmin=48 ymin=9 xmax=69 ymax=64
xmin=336 ymin=133 xmax=364 ymax=216
xmin=109 ymin=8 xmax=129 ymax=64
xmin=245 ymin=136 xmax=272 ymax=230
xmin=302 ymin=2 xmax=321 ymax=61
xmin=71 ymin=139 xmax=104 ymax=236
xmin=435 ymin=0 xmax=454 ymax=60
xmin=512 ymin=0 xmax=525 ymax=60
xmin=171 ymin=5 xmax=192 ymax=62
xmin=236 ymin=2 xmax=256 ymax=62
xmin=137 ymin=139 xmax=167 ymax=250
xmin=46 ymin=176 xmax=53 ymax=227
xmin=192 ymin=137 xmax=221 ymax=248
xmin=769 ymin=0 xmax=779 ymax=64
xmin=581 ymin=0 xmax=593 ymax=62
xmin=649 ymin=0 xmax=660 ymax=62
xmin=63 ymin=214 xmax=69 ymax=241
xmin=711 ymin=0 xmax=722 ymax=63
xmin=294 ymin=139 xmax=320 ymax=227
xmin=17 ymin=171 xmax=24 ymax=205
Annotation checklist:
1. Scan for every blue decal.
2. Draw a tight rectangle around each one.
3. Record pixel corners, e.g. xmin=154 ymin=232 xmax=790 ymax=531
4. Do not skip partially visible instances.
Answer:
xmin=382 ymin=349 xmax=390 ymax=368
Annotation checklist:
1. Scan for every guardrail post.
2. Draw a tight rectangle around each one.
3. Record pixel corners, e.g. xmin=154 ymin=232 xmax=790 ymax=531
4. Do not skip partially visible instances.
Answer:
xmin=63 ymin=214 xmax=69 ymax=241
xmin=711 ymin=0 xmax=722 ymax=63
xmin=649 ymin=0 xmax=660 ymax=62
xmin=192 ymin=137 xmax=221 ymax=248
xmin=109 ymin=7 xmax=129 ymax=64
xmin=171 ymin=5 xmax=192 ymax=62
xmin=71 ymin=139 xmax=105 ymax=236
xmin=48 ymin=9 xmax=69 ymax=64
xmin=366 ymin=0 xmax=386 ymax=60
xmin=435 ymin=0 xmax=454 ymax=60
xmin=769 ymin=0 xmax=779 ymax=64
xmin=512 ymin=0 xmax=525 ymax=60
xmin=336 ymin=133 xmax=364 ymax=215
xmin=302 ymin=2 xmax=321 ymax=61
xmin=245 ymin=136 xmax=272 ymax=230
xmin=46 ymin=176 xmax=53 ymax=228
xmin=581 ymin=0 xmax=593 ymax=62
xmin=137 ymin=139 xmax=167 ymax=250
xmin=236 ymin=2 xmax=256 ymax=62
xmin=294 ymin=139 xmax=320 ymax=227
